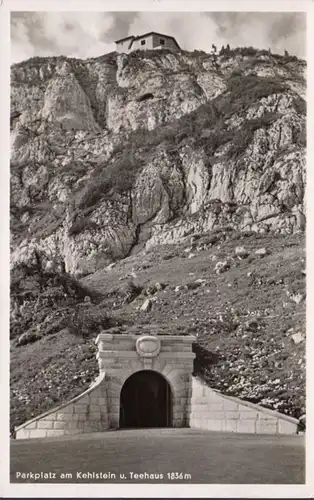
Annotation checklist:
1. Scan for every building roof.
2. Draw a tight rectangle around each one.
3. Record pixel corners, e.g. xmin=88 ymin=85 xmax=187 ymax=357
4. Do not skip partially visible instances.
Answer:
xmin=115 ymin=32 xmax=181 ymax=49
xmin=115 ymin=35 xmax=135 ymax=43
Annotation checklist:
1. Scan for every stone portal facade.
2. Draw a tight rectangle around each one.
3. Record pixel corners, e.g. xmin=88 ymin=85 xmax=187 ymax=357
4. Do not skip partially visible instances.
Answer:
xmin=97 ymin=333 xmax=195 ymax=428
xmin=15 ymin=332 xmax=299 ymax=439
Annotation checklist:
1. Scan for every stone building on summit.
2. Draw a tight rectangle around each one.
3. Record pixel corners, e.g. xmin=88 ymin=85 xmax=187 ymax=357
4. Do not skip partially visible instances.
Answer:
xmin=115 ymin=32 xmax=181 ymax=53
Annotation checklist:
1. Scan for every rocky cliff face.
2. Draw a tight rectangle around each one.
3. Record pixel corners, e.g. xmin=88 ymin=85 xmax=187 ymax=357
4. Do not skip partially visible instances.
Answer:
xmin=10 ymin=48 xmax=306 ymax=277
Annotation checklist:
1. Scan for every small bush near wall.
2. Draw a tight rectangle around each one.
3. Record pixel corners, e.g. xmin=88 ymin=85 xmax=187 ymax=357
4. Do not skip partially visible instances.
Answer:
xmin=68 ymin=304 xmax=118 ymax=338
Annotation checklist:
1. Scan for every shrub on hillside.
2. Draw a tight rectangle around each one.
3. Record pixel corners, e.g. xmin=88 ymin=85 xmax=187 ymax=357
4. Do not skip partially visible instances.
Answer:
xmin=10 ymin=259 xmax=105 ymax=340
xmin=74 ymin=154 xmax=144 ymax=210
xmin=295 ymin=126 xmax=306 ymax=147
xmin=221 ymin=73 xmax=288 ymax=117
xmin=75 ymin=179 xmax=109 ymax=209
xmin=31 ymin=210 xmax=66 ymax=240
xmin=272 ymin=52 xmax=300 ymax=64
xmin=10 ymin=200 xmax=66 ymax=243
xmin=11 ymin=261 xmax=101 ymax=303
xmin=15 ymin=328 xmax=42 ymax=347
xmin=293 ymin=96 xmax=306 ymax=115
xmin=117 ymin=279 xmax=143 ymax=304
xmin=67 ymin=303 xmax=118 ymax=339
xmin=226 ymin=112 xmax=281 ymax=163
xmin=68 ymin=216 xmax=98 ymax=236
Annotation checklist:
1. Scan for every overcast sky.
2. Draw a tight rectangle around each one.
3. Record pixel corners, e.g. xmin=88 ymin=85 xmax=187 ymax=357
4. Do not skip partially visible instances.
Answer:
xmin=10 ymin=11 xmax=306 ymax=64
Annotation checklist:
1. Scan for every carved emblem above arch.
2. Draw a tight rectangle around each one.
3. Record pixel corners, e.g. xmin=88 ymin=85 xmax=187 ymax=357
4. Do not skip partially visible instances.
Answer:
xmin=136 ymin=335 xmax=161 ymax=358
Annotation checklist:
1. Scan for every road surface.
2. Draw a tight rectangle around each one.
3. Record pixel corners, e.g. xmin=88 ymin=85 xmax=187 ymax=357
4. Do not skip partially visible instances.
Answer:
xmin=10 ymin=428 xmax=305 ymax=484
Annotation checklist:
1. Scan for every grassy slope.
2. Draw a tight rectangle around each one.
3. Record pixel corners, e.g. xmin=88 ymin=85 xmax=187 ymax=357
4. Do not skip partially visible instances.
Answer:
xmin=82 ymin=230 xmax=305 ymax=416
xmin=10 ymin=230 xmax=305 ymax=430
xmin=10 ymin=266 xmax=115 ymax=429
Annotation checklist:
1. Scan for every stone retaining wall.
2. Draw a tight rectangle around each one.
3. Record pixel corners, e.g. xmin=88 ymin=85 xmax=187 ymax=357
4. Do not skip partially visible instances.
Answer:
xmin=188 ymin=377 xmax=298 ymax=434
xmin=15 ymin=373 xmax=109 ymax=439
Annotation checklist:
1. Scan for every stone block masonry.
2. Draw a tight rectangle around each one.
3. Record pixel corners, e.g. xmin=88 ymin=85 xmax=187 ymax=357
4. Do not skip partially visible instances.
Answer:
xmin=15 ymin=373 xmax=109 ymax=439
xmin=97 ymin=334 xmax=196 ymax=430
xmin=188 ymin=378 xmax=298 ymax=435
xmin=15 ymin=331 xmax=299 ymax=439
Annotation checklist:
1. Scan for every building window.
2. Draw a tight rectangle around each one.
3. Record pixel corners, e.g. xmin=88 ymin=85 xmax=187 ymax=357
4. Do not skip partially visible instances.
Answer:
xmin=141 ymin=39 xmax=146 ymax=46
xmin=160 ymin=39 xmax=165 ymax=45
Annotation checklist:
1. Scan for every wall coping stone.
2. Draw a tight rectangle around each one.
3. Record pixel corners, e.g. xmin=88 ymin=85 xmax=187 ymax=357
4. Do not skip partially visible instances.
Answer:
xmin=95 ymin=333 xmax=196 ymax=345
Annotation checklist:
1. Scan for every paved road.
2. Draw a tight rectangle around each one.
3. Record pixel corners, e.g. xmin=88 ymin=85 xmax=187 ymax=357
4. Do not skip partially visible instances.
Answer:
xmin=11 ymin=428 xmax=305 ymax=484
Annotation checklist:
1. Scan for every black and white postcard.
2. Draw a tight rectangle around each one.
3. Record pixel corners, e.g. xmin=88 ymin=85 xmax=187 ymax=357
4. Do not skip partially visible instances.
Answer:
xmin=1 ymin=0 xmax=313 ymax=498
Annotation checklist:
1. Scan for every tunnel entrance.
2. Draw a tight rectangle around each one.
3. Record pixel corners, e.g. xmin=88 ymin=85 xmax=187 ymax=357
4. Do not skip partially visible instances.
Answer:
xmin=119 ymin=370 xmax=172 ymax=428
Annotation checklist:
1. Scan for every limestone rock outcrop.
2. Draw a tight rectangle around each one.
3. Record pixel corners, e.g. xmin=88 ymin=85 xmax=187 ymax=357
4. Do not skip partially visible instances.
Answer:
xmin=10 ymin=48 xmax=306 ymax=277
